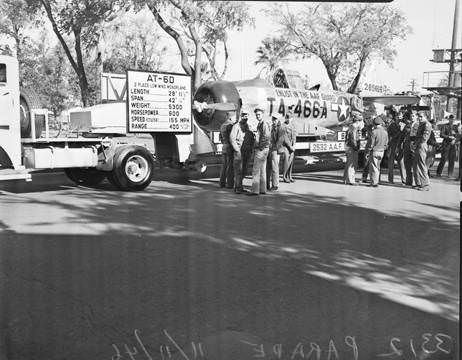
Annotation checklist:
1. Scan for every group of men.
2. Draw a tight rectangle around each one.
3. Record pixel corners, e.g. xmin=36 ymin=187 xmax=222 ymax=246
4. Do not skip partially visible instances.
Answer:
xmin=219 ymin=106 xmax=297 ymax=196
xmin=343 ymin=109 xmax=460 ymax=191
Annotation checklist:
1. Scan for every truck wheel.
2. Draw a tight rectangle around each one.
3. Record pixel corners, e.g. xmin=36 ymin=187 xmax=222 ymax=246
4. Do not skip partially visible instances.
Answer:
xmin=20 ymin=88 xmax=44 ymax=138
xmin=110 ymin=145 xmax=153 ymax=191
xmin=65 ymin=168 xmax=107 ymax=186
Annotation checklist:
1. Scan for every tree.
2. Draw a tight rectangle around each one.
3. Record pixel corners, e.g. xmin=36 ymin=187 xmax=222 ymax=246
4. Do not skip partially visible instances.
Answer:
xmin=255 ymin=36 xmax=291 ymax=77
xmin=36 ymin=0 xmax=128 ymax=106
xmin=135 ymin=0 xmax=254 ymax=90
xmin=0 ymin=0 xmax=41 ymax=60
xmin=102 ymin=9 xmax=168 ymax=74
xmin=271 ymin=3 xmax=411 ymax=93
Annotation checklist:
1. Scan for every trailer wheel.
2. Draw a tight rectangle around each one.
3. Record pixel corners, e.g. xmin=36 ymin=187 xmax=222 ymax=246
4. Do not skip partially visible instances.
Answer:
xmin=110 ymin=145 xmax=153 ymax=191
xmin=65 ymin=168 xmax=107 ymax=186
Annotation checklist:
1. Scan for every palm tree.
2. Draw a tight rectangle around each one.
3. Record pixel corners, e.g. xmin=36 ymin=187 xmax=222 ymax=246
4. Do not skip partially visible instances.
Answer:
xmin=255 ymin=37 xmax=290 ymax=77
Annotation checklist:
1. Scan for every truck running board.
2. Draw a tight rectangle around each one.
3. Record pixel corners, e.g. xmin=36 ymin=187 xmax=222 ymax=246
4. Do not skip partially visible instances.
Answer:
xmin=0 ymin=168 xmax=32 ymax=181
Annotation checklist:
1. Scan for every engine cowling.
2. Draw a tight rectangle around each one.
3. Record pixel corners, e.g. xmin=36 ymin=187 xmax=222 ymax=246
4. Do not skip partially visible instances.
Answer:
xmin=192 ymin=81 xmax=241 ymax=132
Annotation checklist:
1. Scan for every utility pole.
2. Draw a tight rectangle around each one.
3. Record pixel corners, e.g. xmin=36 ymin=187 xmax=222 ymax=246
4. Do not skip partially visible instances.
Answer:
xmin=447 ymin=0 xmax=460 ymax=112
xmin=408 ymin=79 xmax=418 ymax=93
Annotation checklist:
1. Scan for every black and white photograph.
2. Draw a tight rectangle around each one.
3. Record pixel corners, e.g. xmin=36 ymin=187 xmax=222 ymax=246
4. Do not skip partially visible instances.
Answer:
xmin=0 ymin=0 xmax=460 ymax=359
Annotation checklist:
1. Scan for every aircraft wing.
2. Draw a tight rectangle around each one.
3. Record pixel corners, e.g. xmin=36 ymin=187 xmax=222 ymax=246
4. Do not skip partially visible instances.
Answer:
xmin=362 ymin=95 xmax=420 ymax=106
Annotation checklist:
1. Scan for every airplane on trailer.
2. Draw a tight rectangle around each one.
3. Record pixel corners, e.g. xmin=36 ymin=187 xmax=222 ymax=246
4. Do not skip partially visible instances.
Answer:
xmin=191 ymin=68 xmax=421 ymax=152
xmin=99 ymin=67 xmax=422 ymax=171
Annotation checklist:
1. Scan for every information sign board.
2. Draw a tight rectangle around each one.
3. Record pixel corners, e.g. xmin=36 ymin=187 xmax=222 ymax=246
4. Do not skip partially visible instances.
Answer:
xmin=126 ymin=70 xmax=192 ymax=133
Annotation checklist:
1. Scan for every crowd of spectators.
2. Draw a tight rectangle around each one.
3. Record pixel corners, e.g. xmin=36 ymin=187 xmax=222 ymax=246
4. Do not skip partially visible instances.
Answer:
xmin=219 ymin=105 xmax=461 ymax=194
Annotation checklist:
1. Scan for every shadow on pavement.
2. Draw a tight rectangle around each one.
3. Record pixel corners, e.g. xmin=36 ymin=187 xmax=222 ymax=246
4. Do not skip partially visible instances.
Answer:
xmin=0 ymin=182 xmax=459 ymax=360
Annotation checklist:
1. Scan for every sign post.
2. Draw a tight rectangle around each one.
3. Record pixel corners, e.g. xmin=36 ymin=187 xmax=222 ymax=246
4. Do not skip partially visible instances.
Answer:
xmin=126 ymin=70 xmax=192 ymax=133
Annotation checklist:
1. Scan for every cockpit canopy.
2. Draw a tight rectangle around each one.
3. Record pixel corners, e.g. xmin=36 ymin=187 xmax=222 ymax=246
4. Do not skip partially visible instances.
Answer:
xmin=271 ymin=68 xmax=308 ymax=90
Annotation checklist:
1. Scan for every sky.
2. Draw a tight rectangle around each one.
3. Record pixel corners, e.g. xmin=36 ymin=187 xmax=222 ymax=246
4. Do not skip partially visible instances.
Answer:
xmin=1 ymin=0 xmax=460 ymax=94
xmin=225 ymin=0 xmax=461 ymax=93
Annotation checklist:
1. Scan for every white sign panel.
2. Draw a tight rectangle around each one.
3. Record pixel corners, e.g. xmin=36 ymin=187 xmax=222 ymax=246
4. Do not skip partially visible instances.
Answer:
xmin=126 ymin=70 xmax=192 ymax=133
xmin=310 ymin=141 xmax=345 ymax=153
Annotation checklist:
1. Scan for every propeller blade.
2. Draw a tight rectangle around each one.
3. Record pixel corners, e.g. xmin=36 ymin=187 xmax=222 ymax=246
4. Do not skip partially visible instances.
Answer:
xmin=193 ymin=100 xmax=237 ymax=112
xmin=206 ymin=103 xmax=237 ymax=111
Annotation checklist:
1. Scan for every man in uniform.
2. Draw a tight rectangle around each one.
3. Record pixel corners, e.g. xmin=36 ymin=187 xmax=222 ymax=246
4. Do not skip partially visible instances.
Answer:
xmin=361 ymin=122 xmax=373 ymax=183
xmin=248 ymin=107 xmax=271 ymax=196
xmin=240 ymin=117 xmax=255 ymax=188
xmin=266 ymin=113 xmax=287 ymax=191
xmin=343 ymin=111 xmax=362 ymax=185
xmin=368 ymin=115 xmax=388 ymax=187
xmin=436 ymin=114 xmax=460 ymax=178
xmin=412 ymin=112 xmax=432 ymax=190
xmin=282 ymin=106 xmax=297 ymax=182
xmin=230 ymin=111 xmax=249 ymax=193
xmin=219 ymin=111 xmax=235 ymax=188
xmin=387 ymin=110 xmax=406 ymax=184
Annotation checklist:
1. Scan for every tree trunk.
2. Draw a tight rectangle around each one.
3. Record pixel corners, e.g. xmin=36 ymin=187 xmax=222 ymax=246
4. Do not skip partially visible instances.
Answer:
xmin=326 ymin=69 xmax=339 ymax=91
xmin=189 ymin=25 xmax=202 ymax=91
xmin=73 ymin=27 xmax=90 ymax=107
xmin=347 ymin=55 xmax=368 ymax=94
xmin=148 ymin=4 xmax=193 ymax=77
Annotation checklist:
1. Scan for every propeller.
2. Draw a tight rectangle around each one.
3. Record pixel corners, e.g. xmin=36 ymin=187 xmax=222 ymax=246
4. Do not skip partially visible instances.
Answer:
xmin=193 ymin=100 xmax=237 ymax=113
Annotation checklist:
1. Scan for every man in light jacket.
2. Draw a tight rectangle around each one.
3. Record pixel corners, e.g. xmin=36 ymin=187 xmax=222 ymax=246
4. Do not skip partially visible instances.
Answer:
xmin=368 ymin=115 xmax=388 ymax=187
xmin=230 ymin=111 xmax=249 ymax=193
xmin=248 ymin=107 xmax=271 ymax=196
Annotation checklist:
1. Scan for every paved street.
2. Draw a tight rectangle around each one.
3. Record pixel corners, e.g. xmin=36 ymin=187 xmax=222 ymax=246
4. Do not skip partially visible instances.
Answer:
xmin=0 ymin=169 xmax=459 ymax=360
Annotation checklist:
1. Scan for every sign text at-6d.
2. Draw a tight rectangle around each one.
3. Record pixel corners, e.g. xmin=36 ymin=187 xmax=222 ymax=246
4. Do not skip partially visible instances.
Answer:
xmin=126 ymin=70 xmax=192 ymax=134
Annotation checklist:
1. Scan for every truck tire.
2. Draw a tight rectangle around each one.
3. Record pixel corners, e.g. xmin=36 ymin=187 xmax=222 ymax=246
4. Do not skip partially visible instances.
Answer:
xmin=65 ymin=168 xmax=107 ymax=186
xmin=110 ymin=145 xmax=154 ymax=191
xmin=20 ymin=88 xmax=44 ymax=138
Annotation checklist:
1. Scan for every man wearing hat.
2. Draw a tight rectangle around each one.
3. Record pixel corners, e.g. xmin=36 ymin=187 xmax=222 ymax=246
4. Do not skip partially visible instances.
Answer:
xmin=368 ymin=115 xmax=388 ymax=187
xmin=343 ymin=111 xmax=362 ymax=185
xmin=436 ymin=114 xmax=460 ymax=178
xmin=230 ymin=111 xmax=249 ymax=193
xmin=248 ymin=106 xmax=271 ymax=195
xmin=402 ymin=110 xmax=419 ymax=186
xmin=266 ymin=112 xmax=288 ymax=191
xmin=219 ymin=111 xmax=235 ymax=188
xmin=387 ymin=110 xmax=406 ymax=184
xmin=412 ymin=112 xmax=432 ymax=190
xmin=282 ymin=106 xmax=297 ymax=182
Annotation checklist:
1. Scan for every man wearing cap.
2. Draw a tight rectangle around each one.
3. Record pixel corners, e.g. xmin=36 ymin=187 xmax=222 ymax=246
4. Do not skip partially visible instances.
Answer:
xmin=248 ymin=107 xmax=271 ymax=195
xmin=387 ymin=110 xmax=406 ymax=184
xmin=436 ymin=114 xmax=460 ymax=178
xmin=230 ymin=112 xmax=248 ymax=193
xmin=368 ymin=115 xmax=388 ymax=187
xmin=219 ymin=111 xmax=235 ymax=188
xmin=412 ymin=112 xmax=432 ymax=190
xmin=266 ymin=112 xmax=288 ymax=191
xmin=282 ymin=106 xmax=297 ymax=182
xmin=343 ymin=111 xmax=362 ymax=185
xmin=241 ymin=118 xmax=255 ymax=187
xmin=361 ymin=122 xmax=374 ymax=183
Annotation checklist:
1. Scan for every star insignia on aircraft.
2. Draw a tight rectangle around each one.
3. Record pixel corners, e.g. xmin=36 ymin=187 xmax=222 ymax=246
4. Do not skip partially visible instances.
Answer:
xmin=337 ymin=98 xmax=350 ymax=122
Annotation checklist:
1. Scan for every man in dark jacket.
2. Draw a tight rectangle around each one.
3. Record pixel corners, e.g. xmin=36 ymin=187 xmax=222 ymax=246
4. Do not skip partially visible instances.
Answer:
xmin=219 ymin=112 xmax=235 ymax=188
xmin=402 ymin=111 xmax=419 ymax=186
xmin=387 ymin=111 xmax=406 ymax=184
xmin=436 ymin=114 xmax=460 ymax=177
xmin=368 ymin=115 xmax=389 ymax=187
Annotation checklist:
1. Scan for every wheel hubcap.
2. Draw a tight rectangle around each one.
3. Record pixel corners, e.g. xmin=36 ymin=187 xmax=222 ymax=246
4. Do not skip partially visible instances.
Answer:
xmin=125 ymin=155 xmax=149 ymax=183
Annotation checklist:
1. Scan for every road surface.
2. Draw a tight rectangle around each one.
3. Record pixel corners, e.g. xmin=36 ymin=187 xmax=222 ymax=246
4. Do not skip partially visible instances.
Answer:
xmin=0 ymin=169 xmax=459 ymax=360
